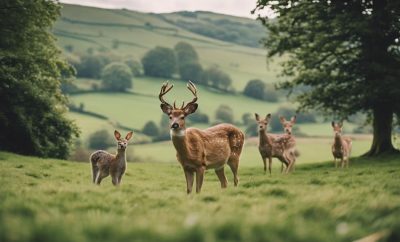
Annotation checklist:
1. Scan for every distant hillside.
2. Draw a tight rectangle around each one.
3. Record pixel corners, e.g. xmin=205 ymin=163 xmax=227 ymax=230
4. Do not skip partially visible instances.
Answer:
xmin=54 ymin=4 xmax=281 ymax=90
xmin=161 ymin=11 xmax=266 ymax=48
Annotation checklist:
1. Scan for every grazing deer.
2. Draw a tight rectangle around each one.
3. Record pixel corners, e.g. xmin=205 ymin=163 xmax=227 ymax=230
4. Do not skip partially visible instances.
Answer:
xmin=255 ymin=113 xmax=296 ymax=174
xmin=331 ymin=121 xmax=352 ymax=168
xmin=159 ymin=81 xmax=244 ymax=194
xmin=90 ymin=130 xmax=133 ymax=186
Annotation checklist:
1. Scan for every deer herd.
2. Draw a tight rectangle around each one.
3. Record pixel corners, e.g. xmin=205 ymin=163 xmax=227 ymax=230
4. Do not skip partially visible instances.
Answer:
xmin=90 ymin=81 xmax=352 ymax=193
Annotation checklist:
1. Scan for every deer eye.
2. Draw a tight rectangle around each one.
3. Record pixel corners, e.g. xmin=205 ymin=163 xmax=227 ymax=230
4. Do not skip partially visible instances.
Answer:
xmin=180 ymin=116 xmax=184 ymax=120
xmin=169 ymin=116 xmax=172 ymax=120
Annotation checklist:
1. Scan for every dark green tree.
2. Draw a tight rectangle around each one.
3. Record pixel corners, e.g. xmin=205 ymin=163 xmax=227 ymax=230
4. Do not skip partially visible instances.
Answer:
xmin=174 ymin=41 xmax=199 ymax=64
xmin=101 ymin=62 xmax=133 ymax=91
xmin=88 ymin=130 xmax=112 ymax=150
xmin=124 ymin=58 xmax=143 ymax=76
xmin=142 ymin=121 xmax=159 ymax=137
xmin=203 ymin=67 xmax=233 ymax=92
xmin=141 ymin=46 xmax=177 ymax=78
xmin=243 ymin=79 xmax=266 ymax=100
xmin=0 ymin=0 xmax=79 ymax=158
xmin=179 ymin=62 xmax=203 ymax=82
xmin=254 ymin=0 xmax=400 ymax=155
xmin=215 ymin=105 xmax=234 ymax=123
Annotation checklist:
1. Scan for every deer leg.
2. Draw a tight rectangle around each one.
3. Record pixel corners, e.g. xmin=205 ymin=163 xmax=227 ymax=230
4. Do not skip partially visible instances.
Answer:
xmin=184 ymin=169 xmax=194 ymax=194
xmin=227 ymin=160 xmax=239 ymax=186
xmin=262 ymin=157 xmax=267 ymax=174
xmin=215 ymin=168 xmax=228 ymax=188
xmin=195 ymin=166 xmax=206 ymax=193
xmin=111 ymin=174 xmax=119 ymax=186
xmin=334 ymin=158 xmax=337 ymax=168
xmin=268 ymin=157 xmax=272 ymax=175
xmin=95 ymin=172 xmax=103 ymax=185
xmin=92 ymin=165 xmax=99 ymax=183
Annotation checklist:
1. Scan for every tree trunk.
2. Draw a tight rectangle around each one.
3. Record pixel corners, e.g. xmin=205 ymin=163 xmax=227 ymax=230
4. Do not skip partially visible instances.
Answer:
xmin=364 ymin=106 xmax=398 ymax=156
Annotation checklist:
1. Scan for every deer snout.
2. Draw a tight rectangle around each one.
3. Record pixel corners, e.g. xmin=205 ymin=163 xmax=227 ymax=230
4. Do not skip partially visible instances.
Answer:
xmin=171 ymin=123 xmax=179 ymax=129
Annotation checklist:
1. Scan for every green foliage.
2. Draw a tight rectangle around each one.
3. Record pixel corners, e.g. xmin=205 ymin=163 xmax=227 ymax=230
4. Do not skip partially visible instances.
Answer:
xmin=1 ymin=152 xmax=400 ymax=242
xmin=124 ymin=58 xmax=143 ymax=76
xmin=141 ymin=46 xmax=177 ymax=78
xmin=187 ymin=110 xmax=209 ymax=124
xmin=243 ymin=79 xmax=279 ymax=102
xmin=166 ymin=12 xmax=266 ymax=47
xmin=242 ymin=113 xmax=253 ymax=126
xmin=101 ymin=62 xmax=133 ymax=91
xmin=0 ymin=0 xmax=79 ymax=159
xmin=142 ymin=121 xmax=159 ymax=137
xmin=215 ymin=105 xmax=234 ymax=123
xmin=179 ymin=62 xmax=203 ymax=82
xmin=88 ymin=129 xmax=113 ymax=150
xmin=174 ymin=41 xmax=199 ymax=64
xmin=254 ymin=0 xmax=400 ymax=155
xmin=202 ymin=67 xmax=233 ymax=92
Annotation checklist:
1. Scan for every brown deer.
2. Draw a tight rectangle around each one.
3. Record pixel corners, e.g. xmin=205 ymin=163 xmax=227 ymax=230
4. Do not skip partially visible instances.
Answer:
xmin=279 ymin=116 xmax=299 ymax=171
xmin=159 ymin=81 xmax=244 ymax=194
xmin=90 ymin=130 xmax=133 ymax=186
xmin=331 ymin=121 xmax=352 ymax=168
xmin=255 ymin=113 xmax=296 ymax=174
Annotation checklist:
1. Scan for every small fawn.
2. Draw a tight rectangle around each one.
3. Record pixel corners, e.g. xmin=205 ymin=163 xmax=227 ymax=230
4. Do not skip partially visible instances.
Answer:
xmin=90 ymin=130 xmax=133 ymax=186
xmin=255 ymin=113 xmax=297 ymax=174
xmin=279 ymin=116 xmax=299 ymax=171
xmin=331 ymin=121 xmax=352 ymax=168
xmin=159 ymin=81 xmax=244 ymax=194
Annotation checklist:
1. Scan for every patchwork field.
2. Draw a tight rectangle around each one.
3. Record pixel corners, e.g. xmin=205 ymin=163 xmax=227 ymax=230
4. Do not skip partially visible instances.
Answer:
xmin=1 ymin=152 xmax=399 ymax=242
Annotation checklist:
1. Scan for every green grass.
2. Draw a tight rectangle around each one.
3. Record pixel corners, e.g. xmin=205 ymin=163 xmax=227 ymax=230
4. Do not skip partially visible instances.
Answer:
xmin=1 ymin=151 xmax=400 ymax=242
xmin=130 ymin=136 xmax=372 ymax=166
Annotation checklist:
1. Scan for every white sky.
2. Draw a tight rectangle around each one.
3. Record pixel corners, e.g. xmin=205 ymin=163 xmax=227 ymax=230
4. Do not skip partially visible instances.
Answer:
xmin=59 ymin=0 xmax=269 ymax=19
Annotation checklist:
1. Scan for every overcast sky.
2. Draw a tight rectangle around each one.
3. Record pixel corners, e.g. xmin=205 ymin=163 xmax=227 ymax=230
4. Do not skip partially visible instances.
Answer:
xmin=59 ymin=0 xmax=269 ymax=19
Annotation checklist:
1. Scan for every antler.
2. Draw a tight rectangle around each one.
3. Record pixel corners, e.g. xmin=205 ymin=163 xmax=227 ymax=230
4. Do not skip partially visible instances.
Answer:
xmin=159 ymin=81 xmax=173 ymax=107
xmin=182 ymin=81 xmax=198 ymax=109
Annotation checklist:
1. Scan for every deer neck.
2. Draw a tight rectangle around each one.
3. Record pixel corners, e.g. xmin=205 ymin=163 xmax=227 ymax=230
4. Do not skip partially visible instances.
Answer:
xmin=334 ymin=135 xmax=344 ymax=148
xmin=259 ymin=129 xmax=272 ymax=146
xmin=171 ymin=129 xmax=190 ymax=156
xmin=116 ymin=149 xmax=126 ymax=164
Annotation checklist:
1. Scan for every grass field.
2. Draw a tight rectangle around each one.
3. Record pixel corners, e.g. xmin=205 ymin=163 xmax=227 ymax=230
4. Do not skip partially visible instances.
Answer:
xmin=55 ymin=4 xmax=282 ymax=90
xmin=1 ymin=151 xmax=399 ymax=242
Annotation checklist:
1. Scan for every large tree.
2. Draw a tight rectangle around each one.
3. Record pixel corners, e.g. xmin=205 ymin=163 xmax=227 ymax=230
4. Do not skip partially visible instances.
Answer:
xmin=0 ymin=0 xmax=79 ymax=158
xmin=141 ymin=46 xmax=176 ymax=78
xmin=254 ymin=0 xmax=400 ymax=156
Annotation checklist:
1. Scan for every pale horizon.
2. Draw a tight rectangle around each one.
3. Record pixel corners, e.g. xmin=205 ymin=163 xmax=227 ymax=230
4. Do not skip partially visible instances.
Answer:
xmin=59 ymin=0 xmax=272 ymax=19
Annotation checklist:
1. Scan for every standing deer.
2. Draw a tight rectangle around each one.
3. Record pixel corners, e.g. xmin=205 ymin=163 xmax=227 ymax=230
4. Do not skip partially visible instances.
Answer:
xmin=331 ymin=121 xmax=352 ymax=168
xmin=279 ymin=116 xmax=299 ymax=171
xmin=90 ymin=130 xmax=133 ymax=186
xmin=159 ymin=81 xmax=244 ymax=194
xmin=255 ymin=113 xmax=295 ymax=174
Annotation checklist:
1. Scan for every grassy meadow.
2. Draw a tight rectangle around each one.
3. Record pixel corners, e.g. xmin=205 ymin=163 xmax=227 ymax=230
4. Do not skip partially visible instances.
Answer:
xmin=1 ymin=151 xmax=400 ymax=242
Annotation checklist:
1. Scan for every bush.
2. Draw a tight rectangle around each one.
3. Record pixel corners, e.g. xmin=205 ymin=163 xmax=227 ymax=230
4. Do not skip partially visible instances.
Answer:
xmin=141 ymin=46 xmax=177 ymax=78
xmin=245 ymin=122 xmax=258 ymax=137
xmin=179 ymin=62 xmax=203 ymax=82
xmin=75 ymin=54 xmax=105 ymax=78
xmin=124 ymin=58 xmax=143 ymax=76
xmin=88 ymin=130 xmax=113 ymax=150
xmin=187 ymin=110 xmax=209 ymax=124
xmin=174 ymin=42 xmax=199 ymax=64
xmin=215 ymin=105 xmax=234 ymax=123
xmin=242 ymin=113 xmax=253 ymax=126
xmin=101 ymin=62 xmax=133 ymax=91
xmin=202 ymin=67 xmax=233 ymax=92
xmin=243 ymin=79 xmax=278 ymax=102
xmin=142 ymin=121 xmax=159 ymax=136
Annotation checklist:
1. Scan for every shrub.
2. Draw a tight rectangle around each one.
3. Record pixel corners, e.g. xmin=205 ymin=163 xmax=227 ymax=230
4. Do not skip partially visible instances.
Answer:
xmin=88 ymin=130 xmax=113 ymax=150
xmin=202 ymin=67 xmax=233 ymax=92
xmin=187 ymin=110 xmax=209 ymax=124
xmin=124 ymin=58 xmax=143 ymax=76
xmin=174 ymin=41 xmax=199 ymax=64
xmin=215 ymin=105 xmax=234 ymax=123
xmin=141 ymin=46 xmax=177 ymax=78
xmin=142 ymin=121 xmax=159 ymax=136
xmin=179 ymin=62 xmax=203 ymax=82
xmin=101 ymin=62 xmax=133 ymax=91
xmin=243 ymin=79 xmax=278 ymax=102
xmin=242 ymin=113 xmax=253 ymax=126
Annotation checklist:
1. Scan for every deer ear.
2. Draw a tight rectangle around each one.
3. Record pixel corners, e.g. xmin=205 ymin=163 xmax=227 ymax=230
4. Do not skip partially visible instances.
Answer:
xmin=184 ymin=103 xmax=198 ymax=115
xmin=160 ymin=103 xmax=172 ymax=115
xmin=291 ymin=115 xmax=296 ymax=124
xmin=114 ymin=130 xmax=121 ymax=140
xmin=331 ymin=121 xmax=335 ymax=127
xmin=280 ymin=116 xmax=286 ymax=124
xmin=255 ymin=113 xmax=260 ymax=121
xmin=125 ymin=131 xmax=133 ymax=140
xmin=338 ymin=122 xmax=343 ymax=128
xmin=266 ymin=113 xmax=271 ymax=120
